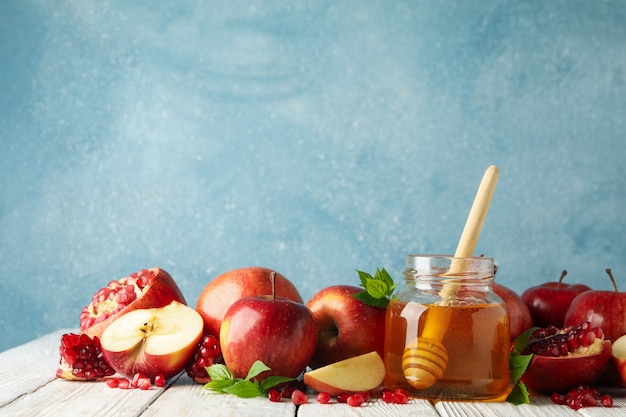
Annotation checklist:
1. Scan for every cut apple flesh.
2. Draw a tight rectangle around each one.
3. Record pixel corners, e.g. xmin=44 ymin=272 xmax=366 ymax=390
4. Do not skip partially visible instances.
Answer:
xmin=612 ymin=334 xmax=626 ymax=359
xmin=102 ymin=302 xmax=202 ymax=354
xmin=101 ymin=301 xmax=204 ymax=377
xmin=303 ymin=351 xmax=385 ymax=395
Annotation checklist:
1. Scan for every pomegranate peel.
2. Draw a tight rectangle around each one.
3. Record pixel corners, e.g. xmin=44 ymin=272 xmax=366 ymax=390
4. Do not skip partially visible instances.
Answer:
xmin=520 ymin=323 xmax=612 ymax=394
xmin=79 ymin=267 xmax=186 ymax=339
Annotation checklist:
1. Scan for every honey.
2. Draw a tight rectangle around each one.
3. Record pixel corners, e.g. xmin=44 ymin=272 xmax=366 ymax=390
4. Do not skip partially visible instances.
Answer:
xmin=384 ymin=300 xmax=510 ymax=400
xmin=384 ymin=255 xmax=510 ymax=400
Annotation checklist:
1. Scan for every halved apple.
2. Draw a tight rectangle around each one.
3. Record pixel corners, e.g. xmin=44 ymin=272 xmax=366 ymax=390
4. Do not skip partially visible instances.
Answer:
xmin=612 ymin=334 xmax=626 ymax=384
xmin=101 ymin=301 xmax=203 ymax=379
xmin=303 ymin=351 xmax=385 ymax=395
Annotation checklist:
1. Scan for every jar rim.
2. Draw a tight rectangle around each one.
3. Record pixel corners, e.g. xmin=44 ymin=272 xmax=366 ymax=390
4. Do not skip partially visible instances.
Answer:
xmin=404 ymin=254 xmax=494 ymax=279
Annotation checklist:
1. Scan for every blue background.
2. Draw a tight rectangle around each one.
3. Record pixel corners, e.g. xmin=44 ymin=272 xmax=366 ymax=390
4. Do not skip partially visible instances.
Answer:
xmin=1 ymin=0 xmax=625 ymax=352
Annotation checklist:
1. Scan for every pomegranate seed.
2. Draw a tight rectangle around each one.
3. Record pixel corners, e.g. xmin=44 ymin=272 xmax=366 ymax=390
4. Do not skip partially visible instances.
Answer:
xmin=154 ymin=374 xmax=166 ymax=387
xmin=281 ymin=386 xmax=295 ymax=398
xmin=600 ymin=394 xmax=613 ymax=407
xmin=581 ymin=392 xmax=597 ymax=407
xmin=336 ymin=392 xmax=350 ymax=403
xmin=315 ymin=392 xmax=331 ymax=404
xmin=138 ymin=377 xmax=151 ymax=390
xmin=550 ymin=393 xmax=566 ymax=405
xmin=56 ymin=333 xmax=115 ymax=381
xmin=381 ymin=390 xmax=395 ymax=403
xmin=267 ymin=389 xmax=281 ymax=402
xmin=185 ymin=334 xmax=223 ymax=383
xmin=551 ymin=385 xmax=614 ymax=410
xmin=106 ymin=378 xmax=120 ymax=388
xmin=524 ymin=322 xmax=604 ymax=358
xmin=118 ymin=378 xmax=130 ymax=389
xmin=132 ymin=373 xmax=147 ymax=388
xmin=393 ymin=388 xmax=409 ymax=404
xmin=291 ymin=389 xmax=308 ymax=405
xmin=347 ymin=394 xmax=365 ymax=407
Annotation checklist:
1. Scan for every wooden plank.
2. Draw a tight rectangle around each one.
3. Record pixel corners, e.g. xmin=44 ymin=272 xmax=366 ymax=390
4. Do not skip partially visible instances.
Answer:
xmin=0 ymin=374 xmax=171 ymax=417
xmin=142 ymin=374 xmax=297 ymax=417
xmin=0 ymin=328 xmax=70 ymax=407
xmin=297 ymin=398 xmax=440 ymax=417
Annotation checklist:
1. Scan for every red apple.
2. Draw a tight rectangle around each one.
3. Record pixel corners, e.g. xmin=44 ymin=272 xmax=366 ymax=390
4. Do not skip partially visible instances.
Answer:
xmin=564 ymin=269 xmax=626 ymax=343
xmin=219 ymin=272 xmax=317 ymax=380
xmin=493 ymin=283 xmax=534 ymax=340
xmin=79 ymin=267 xmax=187 ymax=339
xmin=521 ymin=270 xmax=591 ymax=328
xmin=100 ymin=300 xmax=204 ymax=379
xmin=196 ymin=267 xmax=303 ymax=338
xmin=306 ymin=285 xmax=386 ymax=369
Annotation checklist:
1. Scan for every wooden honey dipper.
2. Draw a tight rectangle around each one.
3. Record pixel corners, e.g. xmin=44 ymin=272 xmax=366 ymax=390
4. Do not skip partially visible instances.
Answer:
xmin=402 ymin=165 xmax=499 ymax=390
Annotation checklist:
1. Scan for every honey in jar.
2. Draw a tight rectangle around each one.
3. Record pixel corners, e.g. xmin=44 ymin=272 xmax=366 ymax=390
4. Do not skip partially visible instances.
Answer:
xmin=383 ymin=255 xmax=510 ymax=400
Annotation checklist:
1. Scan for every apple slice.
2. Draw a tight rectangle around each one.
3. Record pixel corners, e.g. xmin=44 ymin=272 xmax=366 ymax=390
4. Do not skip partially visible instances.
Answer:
xmin=612 ymin=334 xmax=626 ymax=384
xmin=303 ymin=351 xmax=385 ymax=395
xmin=101 ymin=301 xmax=203 ymax=379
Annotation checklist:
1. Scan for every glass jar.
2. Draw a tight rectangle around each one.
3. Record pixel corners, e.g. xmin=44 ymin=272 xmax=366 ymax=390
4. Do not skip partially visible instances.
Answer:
xmin=383 ymin=255 xmax=510 ymax=400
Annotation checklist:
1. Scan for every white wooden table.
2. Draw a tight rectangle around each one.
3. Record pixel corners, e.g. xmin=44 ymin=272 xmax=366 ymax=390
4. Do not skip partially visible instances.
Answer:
xmin=1 ymin=329 xmax=624 ymax=417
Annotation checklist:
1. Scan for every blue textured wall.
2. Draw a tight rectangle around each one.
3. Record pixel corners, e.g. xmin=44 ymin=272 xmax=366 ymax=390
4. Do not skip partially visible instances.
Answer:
xmin=1 ymin=1 xmax=625 ymax=352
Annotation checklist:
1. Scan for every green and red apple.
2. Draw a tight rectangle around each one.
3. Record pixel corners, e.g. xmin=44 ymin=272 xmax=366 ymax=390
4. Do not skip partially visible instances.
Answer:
xmin=196 ymin=267 xmax=303 ymax=338
xmin=219 ymin=272 xmax=317 ymax=380
xmin=306 ymin=285 xmax=386 ymax=369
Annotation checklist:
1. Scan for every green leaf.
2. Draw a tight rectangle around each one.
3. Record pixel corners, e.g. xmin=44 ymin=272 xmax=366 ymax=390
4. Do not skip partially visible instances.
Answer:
xmin=365 ymin=278 xmax=388 ymax=299
xmin=356 ymin=270 xmax=372 ymax=288
xmin=352 ymin=291 xmax=389 ymax=308
xmin=353 ymin=267 xmax=399 ymax=308
xmin=506 ymin=380 xmax=530 ymax=405
xmin=377 ymin=268 xmax=395 ymax=290
xmin=505 ymin=326 xmax=539 ymax=405
xmin=259 ymin=375 xmax=296 ymax=393
xmin=512 ymin=327 xmax=539 ymax=355
xmin=204 ymin=378 xmax=236 ymax=393
xmin=509 ymin=352 xmax=533 ymax=384
xmin=207 ymin=364 xmax=233 ymax=381
xmin=223 ymin=379 xmax=262 ymax=398
xmin=245 ymin=360 xmax=271 ymax=381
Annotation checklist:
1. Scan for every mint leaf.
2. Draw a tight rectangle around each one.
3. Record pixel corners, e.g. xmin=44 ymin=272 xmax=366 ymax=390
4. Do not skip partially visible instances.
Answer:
xmin=259 ymin=375 xmax=296 ymax=393
xmin=245 ymin=360 xmax=271 ymax=381
xmin=353 ymin=291 xmax=389 ymax=308
xmin=507 ymin=380 xmax=530 ymax=405
xmin=365 ymin=278 xmax=388 ymax=299
xmin=512 ymin=327 xmax=538 ymax=355
xmin=353 ymin=268 xmax=398 ymax=308
xmin=207 ymin=364 xmax=232 ymax=381
xmin=377 ymin=268 xmax=395 ymax=290
xmin=204 ymin=378 xmax=235 ymax=393
xmin=356 ymin=270 xmax=371 ymax=288
xmin=509 ymin=352 xmax=533 ymax=384
xmin=204 ymin=360 xmax=296 ymax=399
xmin=505 ymin=327 xmax=538 ymax=405
xmin=223 ymin=380 xmax=262 ymax=398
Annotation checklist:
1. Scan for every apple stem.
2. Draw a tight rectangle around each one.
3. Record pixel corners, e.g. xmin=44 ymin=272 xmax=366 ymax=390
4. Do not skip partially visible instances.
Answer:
xmin=606 ymin=268 xmax=619 ymax=292
xmin=270 ymin=271 xmax=276 ymax=301
xmin=557 ymin=270 xmax=568 ymax=289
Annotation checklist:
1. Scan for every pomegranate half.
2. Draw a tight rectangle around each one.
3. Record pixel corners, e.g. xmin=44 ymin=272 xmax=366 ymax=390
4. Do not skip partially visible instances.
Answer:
xmin=79 ymin=267 xmax=187 ymax=339
xmin=521 ymin=323 xmax=612 ymax=394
